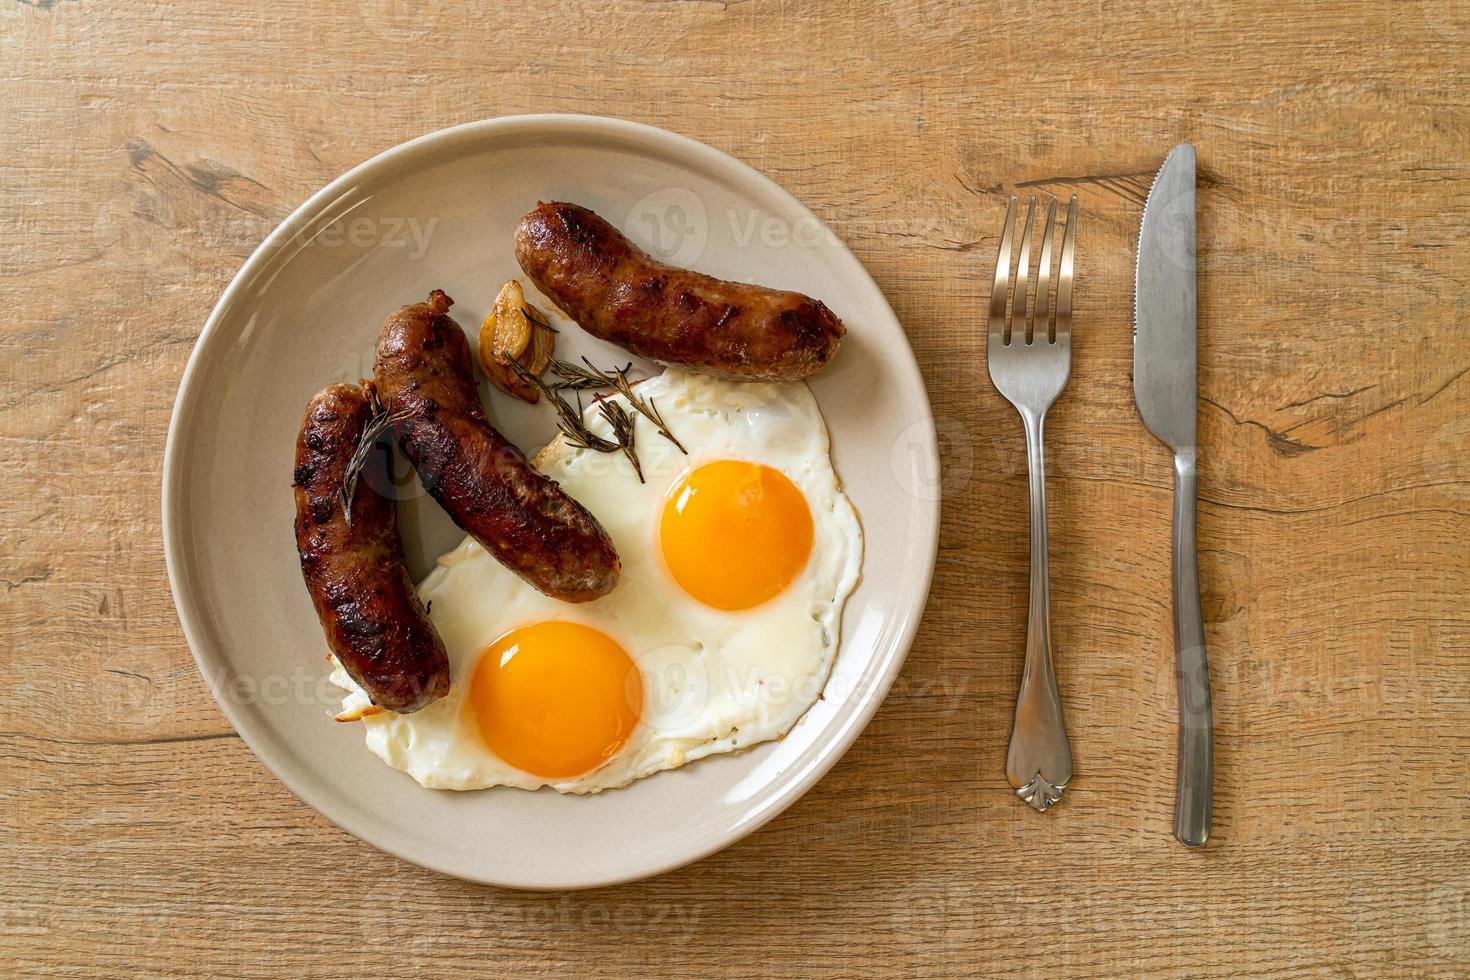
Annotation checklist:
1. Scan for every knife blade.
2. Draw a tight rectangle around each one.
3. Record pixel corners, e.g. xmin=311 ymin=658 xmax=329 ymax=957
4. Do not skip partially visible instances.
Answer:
xmin=1134 ymin=143 xmax=1213 ymax=847
xmin=1135 ymin=143 xmax=1198 ymax=450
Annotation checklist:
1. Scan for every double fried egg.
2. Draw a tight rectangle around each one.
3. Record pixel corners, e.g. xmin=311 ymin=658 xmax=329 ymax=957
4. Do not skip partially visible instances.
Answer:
xmin=331 ymin=369 xmax=863 ymax=792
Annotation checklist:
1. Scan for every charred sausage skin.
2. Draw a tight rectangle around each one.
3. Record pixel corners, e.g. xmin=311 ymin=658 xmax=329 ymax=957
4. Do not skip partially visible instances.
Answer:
xmin=514 ymin=201 xmax=845 ymax=381
xmin=373 ymin=290 xmax=620 ymax=603
xmin=293 ymin=382 xmax=450 ymax=713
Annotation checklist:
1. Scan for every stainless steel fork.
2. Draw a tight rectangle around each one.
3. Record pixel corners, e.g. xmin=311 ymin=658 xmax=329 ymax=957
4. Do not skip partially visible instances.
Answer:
xmin=987 ymin=195 xmax=1078 ymax=812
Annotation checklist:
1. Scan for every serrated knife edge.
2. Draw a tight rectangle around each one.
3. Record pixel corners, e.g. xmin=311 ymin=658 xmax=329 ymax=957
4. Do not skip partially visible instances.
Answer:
xmin=1132 ymin=146 xmax=1185 ymax=342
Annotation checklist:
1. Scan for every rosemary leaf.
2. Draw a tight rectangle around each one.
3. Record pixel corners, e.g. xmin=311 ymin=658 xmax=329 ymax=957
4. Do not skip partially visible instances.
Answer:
xmin=522 ymin=305 xmax=557 ymax=333
xmin=599 ymin=359 xmax=687 ymax=454
xmin=548 ymin=357 xmax=630 ymax=391
xmin=598 ymin=399 xmax=643 ymax=483
xmin=339 ymin=400 xmax=409 ymax=527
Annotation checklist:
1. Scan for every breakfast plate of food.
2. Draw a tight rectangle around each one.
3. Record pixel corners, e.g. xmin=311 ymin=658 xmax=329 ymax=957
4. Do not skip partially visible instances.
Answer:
xmin=163 ymin=115 xmax=938 ymax=888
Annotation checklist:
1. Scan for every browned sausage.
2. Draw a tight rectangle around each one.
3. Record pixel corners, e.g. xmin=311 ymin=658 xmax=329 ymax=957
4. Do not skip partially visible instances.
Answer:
xmin=373 ymin=290 xmax=620 ymax=602
xmin=293 ymin=382 xmax=450 ymax=713
xmin=514 ymin=201 xmax=845 ymax=382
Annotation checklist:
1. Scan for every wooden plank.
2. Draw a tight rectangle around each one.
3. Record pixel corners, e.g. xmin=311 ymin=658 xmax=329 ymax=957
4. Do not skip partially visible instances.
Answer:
xmin=1 ymin=0 xmax=1466 ymax=975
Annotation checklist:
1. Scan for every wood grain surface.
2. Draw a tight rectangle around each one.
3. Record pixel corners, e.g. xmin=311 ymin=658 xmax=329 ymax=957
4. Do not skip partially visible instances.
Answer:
xmin=2 ymin=1 xmax=1467 ymax=976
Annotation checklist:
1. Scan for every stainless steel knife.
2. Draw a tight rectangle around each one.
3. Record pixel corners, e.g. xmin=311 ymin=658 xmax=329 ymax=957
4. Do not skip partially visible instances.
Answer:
xmin=1134 ymin=143 xmax=1213 ymax=847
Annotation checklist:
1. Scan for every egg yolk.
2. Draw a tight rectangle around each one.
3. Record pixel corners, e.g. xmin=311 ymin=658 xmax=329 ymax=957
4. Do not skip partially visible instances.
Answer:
xmin=469 ymin=622 xmax=642 ymax=779
xmin=660 ymin=460 xmax=814 ymax=611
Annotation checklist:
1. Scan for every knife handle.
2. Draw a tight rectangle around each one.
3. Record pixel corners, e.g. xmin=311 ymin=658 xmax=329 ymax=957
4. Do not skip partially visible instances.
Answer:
xmin=1171 ymin=450 xmax=1213 ymax=846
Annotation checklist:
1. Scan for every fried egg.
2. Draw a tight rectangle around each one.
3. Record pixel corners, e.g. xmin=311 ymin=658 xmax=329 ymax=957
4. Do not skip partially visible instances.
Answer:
xmin=331 ymin=369 xmax=863 ymax=792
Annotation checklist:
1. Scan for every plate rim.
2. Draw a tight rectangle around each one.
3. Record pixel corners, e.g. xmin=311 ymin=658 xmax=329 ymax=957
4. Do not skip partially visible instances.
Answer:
xmin=162 ymin=113 xmax=939 ymax=889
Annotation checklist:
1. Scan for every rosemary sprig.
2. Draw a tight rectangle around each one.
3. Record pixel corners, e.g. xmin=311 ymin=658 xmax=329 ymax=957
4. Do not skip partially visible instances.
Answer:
xmin=339 ymin=397 xmax=410 ymax=527
xmin=547 ymin=357 xmax=631 ymax=391
xmin=600 ymin=360 xmax=687 ymax=455
xmin=554 ymin=357 xmax=687 ymax=454
xmin=509 ymin=356 xmax=645 ymax=482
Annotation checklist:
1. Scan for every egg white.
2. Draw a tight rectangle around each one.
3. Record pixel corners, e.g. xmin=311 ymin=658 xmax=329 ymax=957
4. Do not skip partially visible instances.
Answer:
xmin=331 ymin=369 xmax=863 ymax=793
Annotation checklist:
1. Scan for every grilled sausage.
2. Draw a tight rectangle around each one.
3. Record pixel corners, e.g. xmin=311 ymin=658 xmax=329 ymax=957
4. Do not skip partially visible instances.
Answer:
xmin=514 ymin=201 xmax=845 ymax=381
xmin=293 ymin=382 xmax=450 ymax=713
xmin=373 ymin=290 xmax=620 ymax=602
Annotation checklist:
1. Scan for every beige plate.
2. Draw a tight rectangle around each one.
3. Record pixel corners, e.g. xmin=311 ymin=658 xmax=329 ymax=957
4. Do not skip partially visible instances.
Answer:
xmin=163 ymin=115 xmax=939 ymax=889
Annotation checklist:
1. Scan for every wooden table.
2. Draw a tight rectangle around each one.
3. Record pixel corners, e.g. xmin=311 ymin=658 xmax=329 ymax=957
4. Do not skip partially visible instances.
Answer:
xmin=3 ymin=1 xmax=1467 ymax=975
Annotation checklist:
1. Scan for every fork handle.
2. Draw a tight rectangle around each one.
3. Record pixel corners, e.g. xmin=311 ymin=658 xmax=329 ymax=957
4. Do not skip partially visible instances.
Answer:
xmin=1171 ymin=450 xmax=1213 ymax=846
xmin=1005 ymin=410 xmax=1073 ymax=811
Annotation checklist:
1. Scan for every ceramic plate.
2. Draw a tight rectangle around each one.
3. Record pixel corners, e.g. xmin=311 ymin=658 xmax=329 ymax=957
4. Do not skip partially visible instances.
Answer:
xmin=163 ymin=115 xmax=938 ymax=889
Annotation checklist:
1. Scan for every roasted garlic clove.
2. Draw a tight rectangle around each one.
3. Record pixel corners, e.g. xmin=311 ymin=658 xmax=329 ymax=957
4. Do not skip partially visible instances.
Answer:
xmin=478 ymin=279 xmax=555 ymax=403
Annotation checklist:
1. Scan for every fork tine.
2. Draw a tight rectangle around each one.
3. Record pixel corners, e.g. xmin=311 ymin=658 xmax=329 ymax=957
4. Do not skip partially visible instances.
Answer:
xmin=1055 ymin=195 xmax=1078 ymax=342
xmin=988 ymin=196 xmax=1018 ymax=343
xmin=1011 ymin=197 xmax=1036 ymax=344
xmin=1034 ymin=196 xmax=1058 ymax=344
